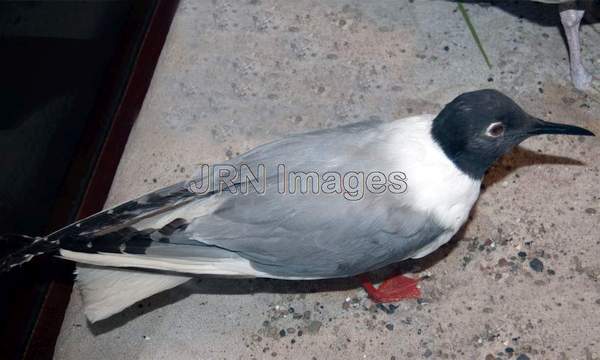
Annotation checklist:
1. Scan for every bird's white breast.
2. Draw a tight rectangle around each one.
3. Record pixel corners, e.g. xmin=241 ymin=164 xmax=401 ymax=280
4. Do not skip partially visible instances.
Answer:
xmin=384 ymin=115 xmax=481 ymax=258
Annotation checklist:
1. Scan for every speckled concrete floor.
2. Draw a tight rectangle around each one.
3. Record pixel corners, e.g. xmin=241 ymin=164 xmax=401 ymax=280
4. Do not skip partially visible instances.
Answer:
xmin=54 ymin=1 xmax=600 ymax=359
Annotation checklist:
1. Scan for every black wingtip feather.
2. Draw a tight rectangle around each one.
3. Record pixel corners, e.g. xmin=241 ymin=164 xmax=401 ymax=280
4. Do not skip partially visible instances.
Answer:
xmin=0 ymin=235 xmax=58 ymax=273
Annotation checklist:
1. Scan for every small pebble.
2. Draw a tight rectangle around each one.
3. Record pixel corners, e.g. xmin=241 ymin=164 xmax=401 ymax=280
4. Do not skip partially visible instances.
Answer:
xmin=377 ymin=304 xmax=396 ymax=314
xmin=516 ymin=355 xmax=530 ymax=360
xmin=505 ymin=347 xmax=514 ymax=354
xmin=529 ymin=258 xmax=544 ymax=272
xmin=385 ymin=323 xmax=394 ymax=331
xmin=279 ymin=329 xmax=286 ymax=337
xmin=307 ymin=320 xmax=322 ymax=333
xmin=517 ymin=251 xmax=527 ymax=259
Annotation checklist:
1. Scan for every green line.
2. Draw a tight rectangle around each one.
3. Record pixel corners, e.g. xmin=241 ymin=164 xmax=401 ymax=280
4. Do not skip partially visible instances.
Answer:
xmin=458 ymin=2 xmax=492 ymax=69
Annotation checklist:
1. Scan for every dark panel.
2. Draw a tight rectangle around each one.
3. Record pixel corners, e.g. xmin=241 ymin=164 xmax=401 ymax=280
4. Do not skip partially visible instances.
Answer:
xmin=0 ymin=1 xmax=179 ymax=359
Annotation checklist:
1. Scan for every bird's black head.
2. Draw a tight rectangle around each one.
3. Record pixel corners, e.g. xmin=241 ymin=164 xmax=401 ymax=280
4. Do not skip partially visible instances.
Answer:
xmin=431 ymin=89 xmax=594 ymax=179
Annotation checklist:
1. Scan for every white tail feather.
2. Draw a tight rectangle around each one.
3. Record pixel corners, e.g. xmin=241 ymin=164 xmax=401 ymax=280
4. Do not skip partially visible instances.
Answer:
xmin=76 ymin=265 xmax=191 ymax=323
xmin=61 ymin=249 xmax=271 ymax=277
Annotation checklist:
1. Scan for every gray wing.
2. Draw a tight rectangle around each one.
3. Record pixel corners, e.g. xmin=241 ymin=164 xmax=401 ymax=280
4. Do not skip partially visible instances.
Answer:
xmin=55 ymin=120 xmax=447 ymax=278
xmin=172 ymin=188 xmax=446 ymax=278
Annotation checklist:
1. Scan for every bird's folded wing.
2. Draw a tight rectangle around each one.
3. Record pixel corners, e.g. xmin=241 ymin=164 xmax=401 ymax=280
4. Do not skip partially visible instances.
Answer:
xmin=59 ymin=184 xmax=445 ymax=279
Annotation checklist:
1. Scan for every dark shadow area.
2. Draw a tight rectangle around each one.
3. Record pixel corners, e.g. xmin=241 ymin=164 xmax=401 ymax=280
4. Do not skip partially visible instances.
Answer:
xmin=483 ymin=145 xmax=585 ymax=189
xmin=87 ymin=275 xmax=361 ymax=334
xmin=447 ymin=0 xmax=562 ymax=27
xmin=0 ymin=2 xmax=131 ymax=235
xmin=451 ymin=0 xmax=599 ymax=26
xmin=0 ymin=1 xmax=162 ymax=359
xmin=448 ymin=0 xmax=600 ymax=60
xmin=447 ymin=0 xmax=600 ymax=59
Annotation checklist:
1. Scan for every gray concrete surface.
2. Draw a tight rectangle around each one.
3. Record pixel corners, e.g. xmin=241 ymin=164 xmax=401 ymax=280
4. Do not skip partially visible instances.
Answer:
xmin=54 ymin=0 xmax=600 ymax=359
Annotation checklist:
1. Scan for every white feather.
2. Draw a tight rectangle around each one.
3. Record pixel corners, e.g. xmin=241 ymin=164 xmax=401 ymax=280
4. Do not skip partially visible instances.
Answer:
xmin=61 ymin=249 xmax=272 ymax=277
xmin=75 ymin=265 xmax=191 ymax=322
xmin=385 ymin=115 xmax=481 ymax=258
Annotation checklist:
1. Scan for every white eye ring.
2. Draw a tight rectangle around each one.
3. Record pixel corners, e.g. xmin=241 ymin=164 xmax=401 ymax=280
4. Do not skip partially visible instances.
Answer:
xmin=486 ymin=122 xmax=505 ymax=137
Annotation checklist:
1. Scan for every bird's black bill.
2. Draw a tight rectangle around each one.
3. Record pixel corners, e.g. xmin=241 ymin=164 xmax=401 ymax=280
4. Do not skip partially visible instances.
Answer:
xmin=528 ymin=117 xmax=595 ymax=137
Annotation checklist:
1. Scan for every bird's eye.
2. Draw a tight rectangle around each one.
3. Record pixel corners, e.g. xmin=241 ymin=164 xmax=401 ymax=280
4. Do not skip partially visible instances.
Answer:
xmin=486 ymin=122 xmax=505 ymax=138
